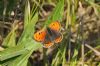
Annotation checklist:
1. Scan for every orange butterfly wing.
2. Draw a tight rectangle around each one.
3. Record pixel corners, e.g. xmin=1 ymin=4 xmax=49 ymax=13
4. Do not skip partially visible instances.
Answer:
xmin=49 ymin=21 xmax=61 ymax=31
xmin=43 ymin=42 xmax=54 ymax=48
xmin=54 ymin=34 xmax=63 ymax=43
xmin=33 ymin=29 xmax=46 ymax=42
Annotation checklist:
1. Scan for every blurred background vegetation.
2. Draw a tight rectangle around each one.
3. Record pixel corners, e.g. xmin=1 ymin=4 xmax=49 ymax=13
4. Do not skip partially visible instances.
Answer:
xmin=0 ymin=0 xmax=100 ymax=66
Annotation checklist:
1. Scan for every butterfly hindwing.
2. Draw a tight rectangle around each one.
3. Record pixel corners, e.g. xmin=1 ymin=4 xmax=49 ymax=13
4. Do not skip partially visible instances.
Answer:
xmin=54 ymin=32 xmax=63 ymax=43
xmin=43 ymin=41 xmax=54 ymax=48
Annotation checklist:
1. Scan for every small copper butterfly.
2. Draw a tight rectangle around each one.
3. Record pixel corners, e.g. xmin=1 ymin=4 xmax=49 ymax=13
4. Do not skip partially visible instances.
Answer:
xmin=33 ymin=21 xmax=63 ymax=48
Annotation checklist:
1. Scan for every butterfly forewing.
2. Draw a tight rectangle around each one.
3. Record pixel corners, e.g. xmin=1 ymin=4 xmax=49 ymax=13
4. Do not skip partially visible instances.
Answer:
xmin=34 ymin=29 xmax=46 ymax=42
xmin=49 ymin=21 xmax=61 ymax=31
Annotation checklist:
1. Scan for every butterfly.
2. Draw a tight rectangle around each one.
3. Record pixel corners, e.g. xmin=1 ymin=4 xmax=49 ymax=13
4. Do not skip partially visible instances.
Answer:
xmin=33 ymin=21 xmax=63 ymax=48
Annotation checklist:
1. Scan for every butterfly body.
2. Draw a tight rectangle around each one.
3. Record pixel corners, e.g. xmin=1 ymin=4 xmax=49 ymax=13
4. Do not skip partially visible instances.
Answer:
xmin=34 ymin=21 xmax=63 ymax=48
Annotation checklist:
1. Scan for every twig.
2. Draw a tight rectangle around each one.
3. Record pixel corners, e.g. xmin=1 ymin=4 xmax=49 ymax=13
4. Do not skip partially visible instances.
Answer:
xmin=85 ymin=44 xmax=100 ymax=57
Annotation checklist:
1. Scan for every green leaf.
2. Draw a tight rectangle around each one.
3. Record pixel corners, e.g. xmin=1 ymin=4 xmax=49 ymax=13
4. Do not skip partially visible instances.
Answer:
xmin=0 ymin=44 xmax=26 ymax=61
xmin=2 ymin=24 xmax=17 ymax=47
xmin=9 ymin=42 xmax=42 ymax=66
xmin=18 ymin=5 xmax=38 ymax=45
xmin=24 ymin=0 xmax=30 ymax=28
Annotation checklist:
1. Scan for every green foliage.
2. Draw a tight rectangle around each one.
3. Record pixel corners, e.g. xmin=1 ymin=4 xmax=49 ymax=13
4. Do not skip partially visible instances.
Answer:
xmin=0 ymin=0 xmax=100 ymax=66
xmin=0 ymin=0 xmax=42 ymax=66
xmin=2 ymin=25 xmax=17 ymax=47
